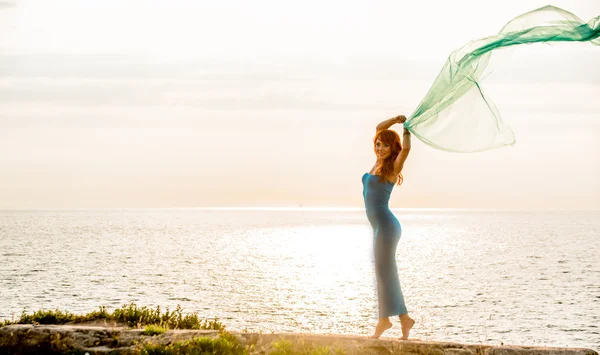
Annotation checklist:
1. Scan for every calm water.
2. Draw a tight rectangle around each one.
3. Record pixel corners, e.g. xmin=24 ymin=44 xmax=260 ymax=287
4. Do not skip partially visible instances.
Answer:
xmin=0 ymin=209 xmax=598 ymax=350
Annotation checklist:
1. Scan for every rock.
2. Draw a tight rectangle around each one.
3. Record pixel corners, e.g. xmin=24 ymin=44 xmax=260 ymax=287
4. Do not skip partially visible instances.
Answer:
xmin=0 ymin=324 xmax=597 ymax=355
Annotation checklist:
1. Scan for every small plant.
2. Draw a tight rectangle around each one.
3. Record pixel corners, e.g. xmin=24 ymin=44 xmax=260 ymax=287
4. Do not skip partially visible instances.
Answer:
xmin=140 ymin=331 xmax=246 ymax=355
xmin=81 ymin=305 xmax=111 ymax=322
xmin=270 ymin=338 xmax=295 ymax=355
xmin=269 ymin=338 xmax=345 ymax=355
xmin=18 ymin=309 xmax=77 ymax=325
xmin=109 ymin=331 xmax=120 ymax=347
xmin=1 ymin=303 xmax=224 ymax=331
xmin=142 ymin=325 xmax=167 ymax=336
xmin=198 ymin=317 xmax=225 ymax=331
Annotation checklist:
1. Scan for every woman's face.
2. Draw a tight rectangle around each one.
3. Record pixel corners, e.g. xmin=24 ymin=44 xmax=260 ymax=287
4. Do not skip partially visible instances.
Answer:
xmin=375 ymin=139 xmax=391 ymax=160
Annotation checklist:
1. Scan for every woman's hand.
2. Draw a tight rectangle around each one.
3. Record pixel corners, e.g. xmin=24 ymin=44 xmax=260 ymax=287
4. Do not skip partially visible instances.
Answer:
xmin=394 ymin=115 xmax=407 ymax=124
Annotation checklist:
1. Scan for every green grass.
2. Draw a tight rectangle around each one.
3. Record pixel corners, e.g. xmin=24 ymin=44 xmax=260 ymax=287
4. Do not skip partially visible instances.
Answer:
xmin=141 ymin=331 xmax=246 ymax=355
xmin=139 ymin=333 xmax=344 ymax=355
xmin=143 ymin=325 xmax=168 ymax=336
xmin=1 ymin=306 xmax=347 ymax=355
xmin=2 ymin=303 xmax=224 ymax=330
xmin=269 ymin=339 xmax=345 ymax=355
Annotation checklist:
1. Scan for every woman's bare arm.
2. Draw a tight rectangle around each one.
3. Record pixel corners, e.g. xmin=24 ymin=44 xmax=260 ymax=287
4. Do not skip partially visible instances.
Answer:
xmin=401 ymin=127 xmax=411 ymax=150
xmin=376 ymin=115 xmax=405 ymax=132
xmin=394 ymin=128 xmax=411 ymax=174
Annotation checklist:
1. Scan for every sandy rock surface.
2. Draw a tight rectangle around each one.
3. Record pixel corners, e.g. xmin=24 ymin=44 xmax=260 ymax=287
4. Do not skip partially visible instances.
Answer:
xmin=0 ymin=324 xmax=597 ymax=355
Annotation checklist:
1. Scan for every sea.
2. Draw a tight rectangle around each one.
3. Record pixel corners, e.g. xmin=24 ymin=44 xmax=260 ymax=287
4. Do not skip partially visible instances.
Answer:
xmin=0 ymin=209 xmax=598 ymax=351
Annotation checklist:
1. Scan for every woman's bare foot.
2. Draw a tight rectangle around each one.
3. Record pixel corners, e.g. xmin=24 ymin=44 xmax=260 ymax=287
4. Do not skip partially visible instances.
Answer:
xmin=399 ymin=316 xmax=415 ymax=340
xmin=370 ymin=318 xmax=393 ymax=339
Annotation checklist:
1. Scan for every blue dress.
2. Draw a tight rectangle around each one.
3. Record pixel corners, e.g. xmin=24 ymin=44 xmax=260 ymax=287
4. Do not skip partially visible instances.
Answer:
xmin=362 ymin=173 xmax=407 ymax=318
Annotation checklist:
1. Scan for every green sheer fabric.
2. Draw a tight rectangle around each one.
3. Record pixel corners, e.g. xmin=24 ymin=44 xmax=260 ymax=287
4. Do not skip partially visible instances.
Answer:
xmin=405 ymin=5 xmax=600 ymax=152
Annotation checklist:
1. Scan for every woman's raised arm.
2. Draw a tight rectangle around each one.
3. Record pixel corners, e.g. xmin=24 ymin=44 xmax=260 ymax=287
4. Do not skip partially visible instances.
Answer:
xmin=376 ymin=115 xmax=406 ymax=133
xmin=401 ymin=127 xmax=411 ymax=151
xmin=394 ymin=128 xmax=411 ymax=175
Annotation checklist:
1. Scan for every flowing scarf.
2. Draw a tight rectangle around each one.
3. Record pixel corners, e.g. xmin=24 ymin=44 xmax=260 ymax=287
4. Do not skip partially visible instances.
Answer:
xmin=405 ymin=5 xmax=600 ymax=152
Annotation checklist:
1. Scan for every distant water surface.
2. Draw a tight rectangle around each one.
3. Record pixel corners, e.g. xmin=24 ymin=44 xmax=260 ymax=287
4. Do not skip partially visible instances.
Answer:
xmin=0 ymin=209 xmax=598 ymax=351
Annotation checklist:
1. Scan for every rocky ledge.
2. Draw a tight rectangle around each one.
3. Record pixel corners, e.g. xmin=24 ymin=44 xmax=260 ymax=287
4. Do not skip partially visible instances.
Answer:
xmin=0 ymin=324 xmax=597 ymax=355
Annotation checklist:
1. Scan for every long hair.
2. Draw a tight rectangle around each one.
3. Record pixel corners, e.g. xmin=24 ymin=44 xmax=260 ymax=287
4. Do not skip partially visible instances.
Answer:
xmin=373 ymin=129 xmax=403 ymax=186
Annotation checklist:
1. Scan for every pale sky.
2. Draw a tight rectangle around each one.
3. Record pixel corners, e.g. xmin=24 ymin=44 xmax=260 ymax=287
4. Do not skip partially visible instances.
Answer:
xmin=1 ymin=0 xmax=599 ymax=209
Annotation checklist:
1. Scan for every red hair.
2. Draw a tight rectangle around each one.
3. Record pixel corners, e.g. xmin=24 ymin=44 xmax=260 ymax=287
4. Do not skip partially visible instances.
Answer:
xmin=373 ymin=129 xmax=403 ymax=186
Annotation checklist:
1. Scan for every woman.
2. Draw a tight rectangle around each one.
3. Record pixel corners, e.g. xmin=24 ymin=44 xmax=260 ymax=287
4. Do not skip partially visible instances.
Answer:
xmin=361 ymin=114 xmax=415 ymax=340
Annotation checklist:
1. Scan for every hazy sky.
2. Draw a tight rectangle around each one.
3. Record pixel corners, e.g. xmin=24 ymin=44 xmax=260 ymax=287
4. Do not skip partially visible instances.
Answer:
xmin=1 ymin=0 xmax=599 ymax=209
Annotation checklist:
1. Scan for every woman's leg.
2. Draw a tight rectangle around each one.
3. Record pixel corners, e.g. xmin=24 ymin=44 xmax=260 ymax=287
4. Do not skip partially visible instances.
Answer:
xmin=373 ymin=229 xmax=406 ymax=320
xmin=399 ymin=314 xmax=415 ymax=340
xmin=372 ymin=317 xmax=393 ymax=338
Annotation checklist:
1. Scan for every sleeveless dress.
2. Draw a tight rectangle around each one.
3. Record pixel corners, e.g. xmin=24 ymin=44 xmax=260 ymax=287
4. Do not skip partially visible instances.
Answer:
xmin=361 ymin=173 xmax=407 ymax=318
